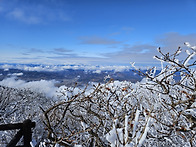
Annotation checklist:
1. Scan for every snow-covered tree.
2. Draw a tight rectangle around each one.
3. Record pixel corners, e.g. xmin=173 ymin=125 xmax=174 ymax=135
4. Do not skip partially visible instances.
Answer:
xmin=0 ymin=42 xmax=195 ymax=147
xmin=41 ymin=43 xmax=195 ymax=146
xmin=0 ymin=85 xmax=52 ymax=146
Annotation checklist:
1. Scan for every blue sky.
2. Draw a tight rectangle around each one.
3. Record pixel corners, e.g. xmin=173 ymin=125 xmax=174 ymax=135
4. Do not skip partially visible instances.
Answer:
xmin=0 ymin=0 xmax=196 ymax=66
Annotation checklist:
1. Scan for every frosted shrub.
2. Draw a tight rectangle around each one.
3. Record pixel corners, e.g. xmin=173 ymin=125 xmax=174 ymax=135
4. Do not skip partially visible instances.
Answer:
xmin=131 ymin=43 xmax=196 ymax=146
xmin=0 ymin=86 xmax=51 ymax=146
xmin=41 ymin=43 xmax=195 ymax=146
xmin=1 ymin=42 xmax=194 ymax=146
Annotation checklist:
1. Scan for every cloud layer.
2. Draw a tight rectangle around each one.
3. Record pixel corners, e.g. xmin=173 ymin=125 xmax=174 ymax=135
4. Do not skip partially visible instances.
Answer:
xmin=0 ymin=63 xmax=131 ymax=73
xmin=0 ymin=0 xmax=71 ymax=24
xmin=13 ymin=32 xmax=195 ymax=66
xmin=79 ymin=36 xmax=122 ymax=45
xmin=0 ymin=77 xmax=59 ymax=98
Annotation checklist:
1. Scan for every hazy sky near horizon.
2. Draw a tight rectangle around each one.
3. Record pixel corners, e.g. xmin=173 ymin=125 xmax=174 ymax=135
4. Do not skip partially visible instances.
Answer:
xmin=0 ymin=0 xmax=196 ymax=66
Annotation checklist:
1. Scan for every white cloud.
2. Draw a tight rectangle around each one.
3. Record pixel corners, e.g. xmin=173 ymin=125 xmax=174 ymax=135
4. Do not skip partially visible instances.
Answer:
xmin=54 ymin=48 xmax=72 ymax=53
xmin=8 ymin=73 xmax=23 ymax=76
xmin=101 ymin=44 xmax=157 ymax=65
xmin=156 ymin=32 xmax=196 ymax=50
xmin=1 ymin=32 xmax=195 ymax=67
xmin=1 ymin=64 xmax=13 ymax=70
xmin=121 ymin=27 xmax=134 ymax=33
xmin=2 ymin=0 xmax=71 ymax=24
xmin=0 ymin=77 xmax=25 ymax=88
xmin=99 ymin=32 xmax=196 ymax=65
xmin=79 ymin=36 xmax=122 ymax=45
xmin=0 ymin=63 xmax=131 ymax=73
xmin=7 ymin=8 xmax=41 ymax=24
xmin=28 ymin=48 xmax=44 ymax=53
xmin=0 ymin=77 xmax=59 ymax=98
xmin=93 ymin=70 xmax=102 ymax=74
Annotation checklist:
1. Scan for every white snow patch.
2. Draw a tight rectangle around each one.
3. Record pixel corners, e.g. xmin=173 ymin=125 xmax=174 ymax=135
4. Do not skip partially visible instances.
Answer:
xmin=8 ymin=72 xmax=23 ymax=76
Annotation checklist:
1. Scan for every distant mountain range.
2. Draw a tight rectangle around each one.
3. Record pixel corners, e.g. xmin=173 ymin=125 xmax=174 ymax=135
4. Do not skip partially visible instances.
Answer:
xmin=0 ymin=68 xmax=145 ymax=87
xmin=0 ymin=63 xmax=182 ymax=87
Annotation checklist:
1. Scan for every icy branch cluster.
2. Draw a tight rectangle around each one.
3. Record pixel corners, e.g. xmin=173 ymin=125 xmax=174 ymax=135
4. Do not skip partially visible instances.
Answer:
xmin=0 ymin=42 xmax=195 ymax=147
xmin=40 ymin=41 xmax=195 ymax=146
